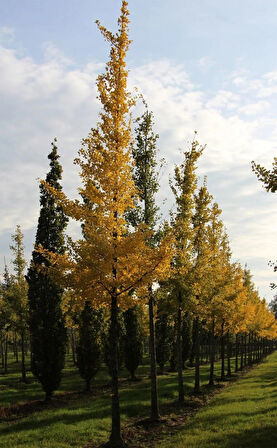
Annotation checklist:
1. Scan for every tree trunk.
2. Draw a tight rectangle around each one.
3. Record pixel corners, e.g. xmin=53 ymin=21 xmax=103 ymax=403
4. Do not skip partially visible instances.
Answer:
xmin=209 ymin=319 xmax=215 ymax=386
xmin=148 ymin=289 xmax=160 ymax=421
xmin=248 ymin=333 xmax=252 ymax=365
xmin=240 ymin=333 xmax=244 ymax=370
xmin=220 ymin=321 xmax=225 ymax=380
xmin=4 ymin=334 xmax=8 ymax=374
xmin=169 ymin=317 xmax=177 ymax=371
xmin=244 ymin=333 xmax=247 ymax=366
xmin=13 ymin=332 xmax=18 ymax=362
xmin=177 ymin=299 xmax=184 ymax=404
xmin=86 ymin=378 xmax=91 ymax=393
xmin=235 ymin=333 xmax=239 ymax=372
xmin=45 ymin=390 xmax=52 ymax=402
xmin=109 ymin=294 xmax=124 ymax=448
xmin=21 ymin=330 xmax=27 ymax=383
xmin=1 ymin=339 xmax=4 ymax=368
xmin=227 ymin=331 xmax=231 ymax=377
xmin=70 ymin=328 xmax=76 ymax=365
xmin=194 ymin=316 xmax=200 ymax=393
xmin=188 ymin=318 xmax=196 ymax=366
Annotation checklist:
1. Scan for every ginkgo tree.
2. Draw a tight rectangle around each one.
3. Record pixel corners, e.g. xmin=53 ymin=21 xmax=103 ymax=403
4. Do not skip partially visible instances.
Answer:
xmin=39 ymin=2 xmax=172 ymax=447
xmin=190 ymin=179 xmax=214 ymax=392
xmin=8 ymin=225 xmax=29 ymax=383
xmin=169 ymin=136 xmax=205 ymax=403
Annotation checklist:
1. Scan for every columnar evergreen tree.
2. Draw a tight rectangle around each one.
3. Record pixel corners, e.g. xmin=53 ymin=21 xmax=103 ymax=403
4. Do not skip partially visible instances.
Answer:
xmin=169 ymin=316 xmax=178 ymax=371
xmin=123 ymin=306 xmax=143 ymax=380
xmin=127 ymin=104 xmax=161 ymax=419
xmin=155 ymin=303 xmax=171 ymax=374
xmin=26 ymin=139 xmax=68 ymax=401
xmin=182 ymin=312 xmax=193 ymax=368
xmin=77 ymin=302 xmax=102 ymax=392
xmin=104 ymin=310 xmax=125 ymax=377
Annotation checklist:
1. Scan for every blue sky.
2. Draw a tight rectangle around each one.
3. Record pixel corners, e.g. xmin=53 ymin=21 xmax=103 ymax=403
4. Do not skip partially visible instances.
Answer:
xmin=1 ymin=0 xmax=277 ymax=300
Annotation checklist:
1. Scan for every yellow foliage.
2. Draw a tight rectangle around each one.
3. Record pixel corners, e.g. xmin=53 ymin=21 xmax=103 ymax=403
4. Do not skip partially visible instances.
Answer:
xmin=38 ymin=1 xmax=173 ymax=310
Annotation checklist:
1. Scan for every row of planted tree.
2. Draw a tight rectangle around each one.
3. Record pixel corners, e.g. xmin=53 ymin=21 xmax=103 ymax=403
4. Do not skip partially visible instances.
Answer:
xmin=0 ymin=279 xmax=275 ymax=390
xmin=1 ymin=2 xmax=277 ymax=447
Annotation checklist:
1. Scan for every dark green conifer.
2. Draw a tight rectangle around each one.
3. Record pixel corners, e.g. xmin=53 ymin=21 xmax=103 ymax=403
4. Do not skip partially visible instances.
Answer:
xmin=129 ymin=105 xmax=161 ymax=420
xmin=155 ymin=306 xmax=171 ymax=374
xmin=182 ymin=312 xmax=193 ymax=368
xmin=76 ymin=302 xmax=102 ymax=392
xmin=26 ymin=139 xmax=68 ymax=401
xmin=123 ymin=307 xmax=143 ymax=380
xmin=104 ymin=312 xmax=125 ymax=377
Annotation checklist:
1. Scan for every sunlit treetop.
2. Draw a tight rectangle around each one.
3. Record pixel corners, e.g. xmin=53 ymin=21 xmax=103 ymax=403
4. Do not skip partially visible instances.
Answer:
xmin=39 ymin=1 xmax=173 ymax=309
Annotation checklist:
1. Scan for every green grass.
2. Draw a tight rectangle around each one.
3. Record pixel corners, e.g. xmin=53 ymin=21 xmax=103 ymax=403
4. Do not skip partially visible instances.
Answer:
xmin=157 ymin=351 xmax=277 ymax=448
xmin=0 ymin=352 xmax=276 ymax=448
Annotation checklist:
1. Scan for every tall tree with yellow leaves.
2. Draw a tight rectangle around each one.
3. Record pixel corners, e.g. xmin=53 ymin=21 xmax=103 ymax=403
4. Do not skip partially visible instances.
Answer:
xmin=191 ymin=179 xmax=213 ymax=393
xmin=170 ymin=136 xmax=205 ymax=403
xmin=39 ymin=3 xmax=172 ymax=446
xmin=9 ymin=225 xmax=29 ymax=383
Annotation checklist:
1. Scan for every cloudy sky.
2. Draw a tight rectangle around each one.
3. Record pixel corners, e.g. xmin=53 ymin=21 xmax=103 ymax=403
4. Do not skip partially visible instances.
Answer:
xmin=1 ymin=0 xmax=277 ymax=301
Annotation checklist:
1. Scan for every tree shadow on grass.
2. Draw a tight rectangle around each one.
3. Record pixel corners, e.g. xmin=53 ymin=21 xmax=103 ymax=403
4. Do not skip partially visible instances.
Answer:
xmin=223 ymin=425 xmax=277 ymax=448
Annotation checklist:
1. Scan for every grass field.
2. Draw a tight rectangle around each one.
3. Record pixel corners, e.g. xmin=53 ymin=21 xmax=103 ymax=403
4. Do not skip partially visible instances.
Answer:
xmin=157 ymin=351 xmax=277 ymax=448
xmin=0 ymin=352 xmax=276 ymax=448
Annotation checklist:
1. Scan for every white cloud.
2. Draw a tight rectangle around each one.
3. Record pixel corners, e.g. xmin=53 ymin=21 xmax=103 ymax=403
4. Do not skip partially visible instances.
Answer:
xmin=42 ymin=41 xmax=73 ymax=66
xmin=0 ymin=26 xmax=15 ymax=43
xmin=199 ymin=56 xmax=214 ymax=70
xmin=239 ymin=101 xmax=270 ymax=116
xmin=1 ymin=41 xmax=277 ymax=300
xmin=232 ymin=76 xmax=246 ymax=86
xmin=206 ymin=90 xmax=240 ymax=110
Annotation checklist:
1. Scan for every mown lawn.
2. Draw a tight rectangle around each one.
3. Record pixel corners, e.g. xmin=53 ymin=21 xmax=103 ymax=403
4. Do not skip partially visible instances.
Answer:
xmin=0 ymin=352 xmax=275 ymax=448
xmin=157 ymin=350 xmax=277 ymax=448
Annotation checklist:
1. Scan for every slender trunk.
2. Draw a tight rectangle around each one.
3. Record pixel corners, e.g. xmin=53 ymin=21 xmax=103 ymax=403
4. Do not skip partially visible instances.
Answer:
xmin=189 ymin=319 xmax=196 ymax=366
xmin=248 ymin=333 xmax=252 ymax=365
xmin=148 ymin=289 xmax=160 ymax=420
xmin=109 ymin=294 xmax=124 ymax=448
xmin=4 ymin=334 xmax=8 ymax=374
xmin=1 ymin=339 xmax=4 ymax=368
xmin=227 ymin=331 xmax=231 ymax=377
xmin=240 ymin=333 xmax=244 ymax=370
xmin=169 ymin=318 xmax=177 ymax=371
xmin=13 ymin=332 xmax=18 ymax=362
xmin=194 ymin=316 xmax=200 ymax=393
xmin=209 ymin=319 xmax=215 ymax=386
xmin=220 ymin=321 xmax=225 ymax=380
xmin=86 ymin=378 xmax=91 ymax=392
xmin=177 ymin=299 xmax=184 ymax=404
xmin=21 ymin=330 xmax=27 ymax=382
xmin=45 ymin=390 xmax=52 ymax=402
xmin=235 ymin=333 xmax=239 ymax=372
xmin=244 ymin=333 xmax=247 ymax=366
xmin=15 ymin=336 xmax=19 ymax=363
xmin=70 ymin=328 xmax=76 ymax=365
